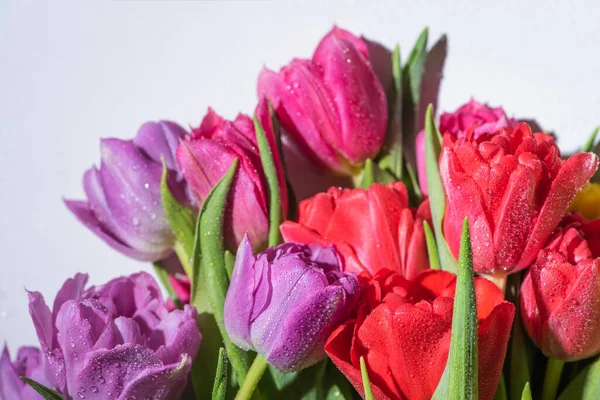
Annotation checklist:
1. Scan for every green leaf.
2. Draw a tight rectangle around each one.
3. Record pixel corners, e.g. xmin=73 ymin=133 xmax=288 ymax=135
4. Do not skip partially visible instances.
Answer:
xmin=360 ymin=356 xmax=375 ymax=400
xmin=404 ymin=162 xmax=423 ymax=205
xmin=225 ymin=250 xmax=235 ymax=281
xmin=521 ymin=383 xmax=532 ymax=400
xmin=193 ymin=159 xmax=250 ymax=383
xmin=507 ymin=274 xmax=531 ymax=400
xmin=404 ymin=27 xmax=429 ymax=107
xmin=432 ymin=218 xmax=478 ymax=399
xmin=582 ymin=126 xmax=600 ymax=153
xmin=153 ymin=261 xmax=181 ymax=308
xmin=424 ymin=104 xmax=456 ymax=272
xmin=558 ymin=355 xmax=600 ymax=399
xmin=254 ymin=115 xmax=283 ymax=247
xmin=192 ymin=314 xmax=223 ymax=399
xmin=160 ymin=160 xmax=195 ymax=276
xmin=378 ymin=44 xmax=404 ymax=180
xmin=212 ymin=348 xmax=229 ymax=400
xmin=359 ymin=159 xmax=396 ymax=189
xmin=493 ymin=376 xmax=507 ymax=400
xmin=20 ymin=377 xmax=64 ymax=400
xmin=401 ymin=27 xmax=429 ymax=172
xmin=423 ymin=220 xmax=440 ymax=269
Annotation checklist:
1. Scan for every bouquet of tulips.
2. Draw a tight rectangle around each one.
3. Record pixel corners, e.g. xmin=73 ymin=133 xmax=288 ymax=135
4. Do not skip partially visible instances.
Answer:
xmin=3 ymin=26 xmax=600 ymax=400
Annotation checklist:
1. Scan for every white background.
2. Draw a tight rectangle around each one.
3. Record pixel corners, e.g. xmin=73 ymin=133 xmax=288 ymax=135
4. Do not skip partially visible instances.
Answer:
xmin=1 ymin=0 xmax=599 ymax=352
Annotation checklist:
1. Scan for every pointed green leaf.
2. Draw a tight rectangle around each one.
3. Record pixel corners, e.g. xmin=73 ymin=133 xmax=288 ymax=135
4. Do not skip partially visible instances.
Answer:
xmin=424 ymin=220 xmax=440 ymax=270
xmin=582 ymin=126 xmax=599 ymax=153
xmin=212 ymin=348 xmax=229 ymax=400
xmin=359 ymin=159 xmax=375 ymax=189
xmin=192 ymin=314 xmax=222 ymax=399
xmin=254 ymin=115 xmax=283 ymax=247
xmin=360 ymin=356 xmax=375 ymax=400
xmin=558 ymin=355 xmax=600 ymax=399
xmin=432 ymin=218 xmax=478 ymax=399
xmin=493 ymin=376 xmax=507 ymax=400
xmin=521 ymin=383 xmax=532 ymax=400
xmin=160 ymin=160 xmax=195 ymax=276
xmin=425 ymin=104 xmax=457 ymax=272
xmin=378 ymin=44 xmax=404 ymax=180
xmin=193 ymin=159 xmax=249 ymax=383
xmin=404 ymin=27 xmax=429 ymax=106
xmin=20 ymin=377 xmax=64 ymax=400
xmin=401 ymin=27 xmax=428 ymax=172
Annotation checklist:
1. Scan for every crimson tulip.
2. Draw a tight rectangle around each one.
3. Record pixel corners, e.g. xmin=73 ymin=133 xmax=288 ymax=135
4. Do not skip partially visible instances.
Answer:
xmin=258 ymin=26 xmax=387 ymax=175
xmin=280 ymin=182 xmax=431 ymax=279
xmin=440 ymin=122 xmax=598 ymax=275
xmin=521 ymin=214 xmax=600 ymax=361
xmin=325 ymin=269 xmax=514 ymax=400
xmin=176 ymin=99 xmax=287 ymax=251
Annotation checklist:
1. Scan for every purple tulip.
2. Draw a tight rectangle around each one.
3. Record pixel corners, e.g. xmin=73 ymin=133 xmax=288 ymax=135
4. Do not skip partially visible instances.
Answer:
xmin=0 ymin=347 xmax=47 ymax=400
xmin=258 ymin=26 xmax=388 ymax=176
xmin=176 ymin=99 xmax=287 ymax=251
xmin=224 ymin=236 xmax=360 ymax=372
xmin=1 ymin=272 xmax=201 ymax=399
xmin=65 ymin=121 xmax=190 ymax=262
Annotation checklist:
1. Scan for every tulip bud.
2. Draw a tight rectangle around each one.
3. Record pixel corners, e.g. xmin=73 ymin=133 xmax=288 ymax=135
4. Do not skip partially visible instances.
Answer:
xmin=325 ymin=269 xmax=514 ymax=400
xmin=521 ymin=215 xmax=600 ymax=361
xmin=281 ymin=182 xmax=431 ymax=279
xmin=258 ymin=26 xmax=387 ymax=176
xmin=14 ymin=272 xmax=201 ymax=398
xmin=65 ymin=121 xmax=189 ymax=261
xmin=440 ymin=122 xmax=599 ymax=275
xmin=176 ymin=100 xmax=287 ymax=251
xmin=416 ymin=99 xmax=517 ymax=196
xmin=223 ymin=236 xmax=360 ymax=372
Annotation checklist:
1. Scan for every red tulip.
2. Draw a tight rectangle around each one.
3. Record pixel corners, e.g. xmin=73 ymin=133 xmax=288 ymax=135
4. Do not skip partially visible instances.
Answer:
xmin=280 ymin=183 xmax=431 ymax=279
xmin=325 ymin=269 xmax=514 ymax=400
xmin=521 ymin=214 xmax=600 ymax=361
xmin=440 ymin=122 xmax=598 ymax=275
xmin=176 ymin=99 xmax=287 ymax=251
xmin=258 ymin=26 xmax=387 ymax=175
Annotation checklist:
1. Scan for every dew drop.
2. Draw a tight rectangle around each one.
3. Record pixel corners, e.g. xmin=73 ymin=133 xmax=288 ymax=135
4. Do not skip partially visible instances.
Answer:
xmin=90 ymin=386 xmax=98 ymax=393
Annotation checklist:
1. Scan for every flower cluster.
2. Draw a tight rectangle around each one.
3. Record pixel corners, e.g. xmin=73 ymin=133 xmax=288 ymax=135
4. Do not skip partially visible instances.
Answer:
xmin=3 ymin=24 xmax=600 ymax=400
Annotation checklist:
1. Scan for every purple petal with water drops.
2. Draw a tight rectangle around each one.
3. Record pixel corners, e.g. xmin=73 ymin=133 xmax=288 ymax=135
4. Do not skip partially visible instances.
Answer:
xmin=148 ymin=305 xmax=201 ymax=365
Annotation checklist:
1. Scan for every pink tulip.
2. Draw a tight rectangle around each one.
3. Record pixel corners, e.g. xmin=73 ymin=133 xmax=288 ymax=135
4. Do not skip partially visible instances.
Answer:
xmin=416 ymin=99 xmax=517 ymax=195
xmin=258 ymin=26 xmax=387 ymax=176
xmin=176 ymin=99 xmax=287 ymax=251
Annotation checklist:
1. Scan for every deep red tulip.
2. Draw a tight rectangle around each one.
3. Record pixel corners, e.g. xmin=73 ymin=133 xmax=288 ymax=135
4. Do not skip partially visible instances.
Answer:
xmin=258 ymin=26 xmax=387 ymax=175
xmin=280 ymin=183 xmax=431 ymax=279
xmin=440 ymin=122 xmax=598 ymax=275
xmin=521 ymin=214 xmax=600 ymax=361
xmin=325 ymin=269 xmax=514 ymax=400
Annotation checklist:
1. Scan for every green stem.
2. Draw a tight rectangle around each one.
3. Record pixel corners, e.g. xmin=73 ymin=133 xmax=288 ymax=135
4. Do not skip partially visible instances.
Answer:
xmin=174 ymin=241 xmax=192 ymax=277
xmin=235 ymin=355 xmax=268 ymax=400
xmin=542 ymin=357 xmax=565 ymax=400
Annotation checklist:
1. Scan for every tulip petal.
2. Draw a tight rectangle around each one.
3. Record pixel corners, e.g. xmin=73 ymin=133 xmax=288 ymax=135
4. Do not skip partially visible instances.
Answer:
xmin=223 ymin=236 xmax=257 ymax=350
xmin=477 ymin=302 xmax=514 ymax=400
xmin=440 ymin=149 xmax=495 ymax=273
xmin=26 ymin=291 xmax=53 ymax=352
xmin=518 ymin=152 xmax=599 ymax=268
xmin=0 ymin=346 xmax=24 ymax=400
xmin=133 ymin=121 xmax=187 ymax=172
xmin=312 ymin=28 xmax=387 ymax=164
xmin=545 ymin=259 xmax=600 ymax=361
xmin=148 ymin=305 xmax=201 ymax=365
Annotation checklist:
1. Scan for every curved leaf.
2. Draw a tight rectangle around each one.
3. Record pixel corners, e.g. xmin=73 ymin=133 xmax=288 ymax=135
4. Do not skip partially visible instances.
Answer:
xmin=20 ymin=377 xmax=64 ymax=400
